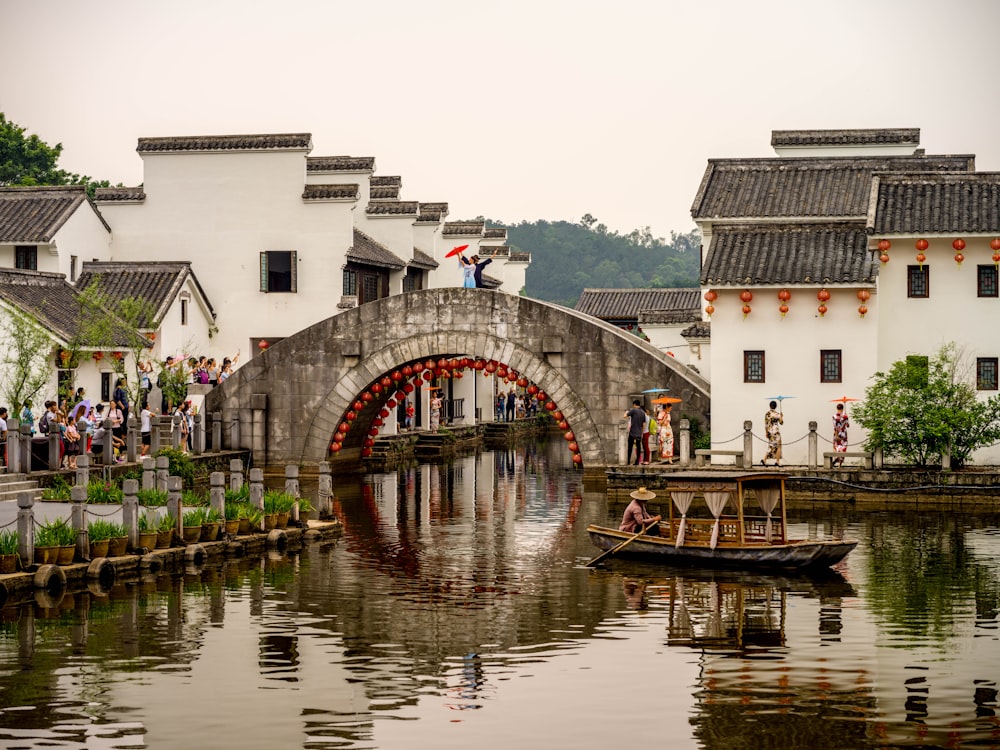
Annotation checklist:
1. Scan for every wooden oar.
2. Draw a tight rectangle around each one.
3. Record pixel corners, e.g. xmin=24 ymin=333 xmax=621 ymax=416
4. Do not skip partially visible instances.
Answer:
xmin=585 ymin=523 xmax=651 ymax=567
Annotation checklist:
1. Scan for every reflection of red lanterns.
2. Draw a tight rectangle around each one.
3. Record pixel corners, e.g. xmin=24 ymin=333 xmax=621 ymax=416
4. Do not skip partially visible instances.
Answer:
xmin=953 ymin=238 xmax=966 ymax=265
xmin=330 ymin=443 xmax=342 ymax=452
xmin=572 ymin=453 xmax=583 ymax=465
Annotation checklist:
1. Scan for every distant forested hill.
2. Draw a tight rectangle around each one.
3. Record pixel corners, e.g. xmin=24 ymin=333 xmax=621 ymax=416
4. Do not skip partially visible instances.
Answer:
xmin=494 ymin=215 xmax=701 ymax=308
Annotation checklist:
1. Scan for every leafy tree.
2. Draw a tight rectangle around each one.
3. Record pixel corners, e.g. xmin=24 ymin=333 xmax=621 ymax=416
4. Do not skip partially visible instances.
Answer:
xmin=0 ymin=306 xmax=54 ymax=415
xmin=0 ymin=112 xmax=112 ymax=197
xmin=853 ymin=343 xmax=1000 ymax=467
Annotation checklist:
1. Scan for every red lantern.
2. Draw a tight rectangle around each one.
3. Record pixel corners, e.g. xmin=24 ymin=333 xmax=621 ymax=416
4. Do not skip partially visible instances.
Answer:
xmin=552 ymin=411 xmax=563 ymax=421
xmin=378 ymin=408 xmax=390 ymax=418
xmin=777 ymin=289 xmax=791 ymax=303
xmin=473 ymin=359 xmax=484 ymax=371
xmin=423 ymin=371 xmax=433 ymax=381
xmin=368 ymin=427 xmax=379 ymax=437
xmin=537 ymin=391 xmax=547 ymax=402
xmin=333 ymin=432 xmax=345 ymax=443
xmin=362 ymin=392 xmax=373 ymax=402
xmin=391 ymin=370 xmax=403 ymax=382
xmin=817 ymin=288 xmax=831 ymax=303
xmin=412 ymin=362 xmax=423 ymax=373
xmin=92 ymin=351 xmax=104 ymax=362
xmin=363 ymin=437 xmax=375 ymax=448
xmin=739 ymin=290 xmax=753 ymax=304
xmin=517 ymin=377 xmax=528 ymax=387
xmin=527 ymin=384 xmax=539 ymax=395
xmin=425 ymin=359 xmax=436 ymax=371
xmin=856 ymin=289 xmax=871 ymax=303
xmin=741 ymin=305 xmax=752 ymax=318
xmin=372 ymin=418 xmax=383 ymax=427
xmin=545 ymin=401 xmax=557 ymax=411
xmin=572 ymin=453 xmax=583 ymax=465
xmin=858 ymin=304 xmax=868 ymax=318
xmin=437 ymin=358 xmax=448 ymax=370
xmin=991 ymin=238 xmax=1000 ymax=252
xmin=563 ymin=431 xmax=575 ymax=441
xmin=877 ymin=239 xmax=891 ymax=252
xmin=258 ymin=339 xmax=269 ymax=350
xmin=818 ymin=304 xmax=828 ymax=317
xmin=880 ymin=252 xmax=890 ymax=264
xmin=330 ymin=442 xmax=342 ymax=452
xmin=345 ymin=411 xmax=356 ymax=422
xmin=339 ymin=422 xmax=350 ymax=434
xmin=485 ymin=361 xmax=497 ymax=373
xmin=953 ymin=238 xmax=966 ymax=251
xmin=361 ymin=447 xmax=373 ymax=458
xmin=380 ymin=376 xmax=392 ymax=389
xmin=778 ymin=304 xmax=789 ymax=317
xmin=403 ymin=383 xmax=414 ymax=393
xmin=402 ymin=365 xmax=413 ymax=376
xmin=704 ymin=289 xmax=717 ymax=303
xmin=371 ymin=383 xmax=382 ymax=394
xmin=558 ymin=420 xmax=569 ymax=430
xmin=353 ymin=400 xmax=364 ymax=412
xmin=705 ymin=304 xmax=715 ymax=316
xmin=916 ymin=252 xmax=926 ymax=267
xmin=916 ymin=238 xmax=929 ymax=252
xmin=568 ymin=441 xmax=579 ymax=453
xmin=113 ymin=351 xmax=124 ymax=361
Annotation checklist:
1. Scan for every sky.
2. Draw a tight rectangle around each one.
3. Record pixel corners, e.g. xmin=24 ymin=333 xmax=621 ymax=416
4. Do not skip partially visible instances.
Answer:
xmin=2 ymin=0 xmax=999 ymax=240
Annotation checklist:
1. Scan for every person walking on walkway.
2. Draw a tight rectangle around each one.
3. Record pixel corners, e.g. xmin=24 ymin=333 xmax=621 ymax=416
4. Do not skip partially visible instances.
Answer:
xmin=657 ymin=403 xmax=674 ymax=463
xmin=762 ymin=400 xmax=783 ymax=466
xmin=624 ymin=399 xmax=646 ymax=466
xmin=832 ymin=402 xmax=850 ymax=467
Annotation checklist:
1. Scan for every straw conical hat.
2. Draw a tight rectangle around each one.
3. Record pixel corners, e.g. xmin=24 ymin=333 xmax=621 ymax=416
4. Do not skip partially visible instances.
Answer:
xmin=630 ymin=487 xmax=656 ymax=501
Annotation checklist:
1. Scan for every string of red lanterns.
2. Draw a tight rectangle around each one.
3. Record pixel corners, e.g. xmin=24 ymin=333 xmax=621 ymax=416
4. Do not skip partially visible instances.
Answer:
xmin=817 ymin=288 xmax=830 ymax=317
xmin=777 ymin=288 xmax=791 ymax=318
xmin=953 ymin=238 xmax=966 ymax=266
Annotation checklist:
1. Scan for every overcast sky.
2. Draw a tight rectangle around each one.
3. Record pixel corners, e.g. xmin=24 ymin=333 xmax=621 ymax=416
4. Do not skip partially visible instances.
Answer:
xmin=3 ymin=0 xmax=998 ymax=239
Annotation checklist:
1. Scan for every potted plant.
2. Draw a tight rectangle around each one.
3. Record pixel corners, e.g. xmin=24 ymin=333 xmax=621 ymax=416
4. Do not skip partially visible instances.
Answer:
xmin=0 ymin=530 xmax=20 ymax=573
xmin=87 ymin=519 xmax=117 ymax=558
xmin=264 ymin=491 xmax=295 ymax=529
xmin=245 ymin=507 xmax=264 ymax=534
xmin=156 ymin=513 xmax=176 ymax=549
xmin=137 ymin=488 xmax=169 ymax=507
xmin=35 ymin=518 xmax=76 ymax=565
xmin=182 ymin=508 xmax=206 ymax=543
xmin=106 ymin=521 xmax=129 ymax=557
xmin=201 ymin=507 xmax=223 ymax=542
xmin=136 ymin=512 xmax=159 ymax=551
xmin=224 ymin=501 xmax=245 ymax=536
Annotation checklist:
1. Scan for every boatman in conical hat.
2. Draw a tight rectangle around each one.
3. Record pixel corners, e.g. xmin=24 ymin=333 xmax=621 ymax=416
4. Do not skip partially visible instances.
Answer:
xmin=619 ymin=487 xmax=662 ymax=536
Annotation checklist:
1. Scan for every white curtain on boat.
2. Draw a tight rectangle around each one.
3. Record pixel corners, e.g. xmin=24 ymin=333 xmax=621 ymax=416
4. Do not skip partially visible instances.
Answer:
xmin=671 ymin=491 xmax=695 ymax=548
xmin=704 ymin=490 xmax=731 ymax=550
xmin=756 ymin=484 xmax=781 ymax=542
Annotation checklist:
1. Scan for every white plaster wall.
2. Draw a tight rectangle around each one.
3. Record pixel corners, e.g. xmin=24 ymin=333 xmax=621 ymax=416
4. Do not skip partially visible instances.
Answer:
xmin=708 ymin=287 xmax=877 ymax=465
xmin=156 ymin=278 xmax=217 ymax=363
xmin=875 ymin=236 xmax=1000 ymax=464
xmin=52 ymin=204 xmax=113 ymax=279
xmin=502 ymin=260 xmax=528 ymax=296
xmin=99 ymin=149 xmax=354 ymax=360
xmin=642 ymin=323 xmax=692 ymax=357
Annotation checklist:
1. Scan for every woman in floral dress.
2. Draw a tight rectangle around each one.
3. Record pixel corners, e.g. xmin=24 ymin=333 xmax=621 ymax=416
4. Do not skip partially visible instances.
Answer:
xmin=832 ymin=402 xmax=849 ymax=467
xmin=657 ymin=404 xmax=674 ymax=463
xmin=762 ymin=401 xmax=783 ymax=466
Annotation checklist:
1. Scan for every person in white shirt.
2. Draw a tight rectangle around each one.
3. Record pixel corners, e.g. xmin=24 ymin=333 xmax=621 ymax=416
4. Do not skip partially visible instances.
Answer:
xmin=140 ymin=404 xmax=155 ymax=456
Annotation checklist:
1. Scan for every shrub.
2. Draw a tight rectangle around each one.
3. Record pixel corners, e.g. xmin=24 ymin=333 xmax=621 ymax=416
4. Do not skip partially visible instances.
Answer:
xmin=154 ymin=447 xmax=197 ymax=488
xmin=182 ymin=508 xmax=206 ymax=527
xmin=41 ymin=475 xmax=72 ymax=501
xmin=88 ymin=519 xmax=120 ymax=542
xmin=35 ymin=518 xmax=75 ymax=547
xmin=137 ymin=488 xmax=168 ymax=507
xmin=225 ymin=485 xmax=250 ymax=503
xmin=0 ymin=530 xmax=19 ymax=555
xmin=87 ymin=479 xmax=123 ymax=504
xmin=263 ymin=491 xmax=295 ymax=515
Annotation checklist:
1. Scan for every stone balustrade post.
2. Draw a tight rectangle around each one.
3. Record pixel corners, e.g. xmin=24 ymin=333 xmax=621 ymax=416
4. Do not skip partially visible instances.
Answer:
xmin=743 ymin=420 xmax=753 ymax=468
xmin=210 ymin=472 xmax=226 ymax=520
xmin=101 ymin=419 xmax=114 ymax=463
xmin=141 ymin=457 xmax=156 ymax=491
xmin=17 ymin=492 xmax=35 ymax=563
xmin=679 ymin=418 xmax=691 ymax=467
xmin=285 ymin=465 xmax=300 ymax=523
xmin=193 ymin=411 xmax=205 ymax=455
xmin=317 ymin=461 xmax=332 ymax=518
xmin=19 ymin=424 xmax=33 ymax=475
xmin=230 ymin=459 xmax=244 ymax=492
xmin=48 ymin=430 xmax=61 ymax=471
xmin=126 ymin=415 xmax=138 ymax=463
xmin=249 ymin=468 xmax=264 ymax=513
xmin=212 ymin=412 xmax=222 ymax=453
xmin=167 ymin=476 xmax=183 ymax=538
xmin=122 ymin=479 xmax=139 ymax=551
xmin=150 ymin=415 xmax=163 ymax=454
xmin=808 ymin=421 xmax=818 ymax=468
xmin=156 ymin=456 xmax=170 ymax=493
xmin=75 ymin=454 xmax=90 ymax=488
xmin=71 ymin=485 xmax=88 ymax=561
xmin=6 ymin=418 xmax=20 ymax=474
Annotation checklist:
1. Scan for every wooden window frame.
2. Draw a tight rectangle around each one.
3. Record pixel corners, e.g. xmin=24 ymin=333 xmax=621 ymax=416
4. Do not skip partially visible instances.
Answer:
xmin=977 ymin=357 xmax=999 ymax=391
xmin=744 ymin=350 xmax=765 ymax=383
xmin=907 ymin=265 xmax=929 ymax=298
xmin=259 ymin=250 xmax=297 ymax=293
xmin=820 ymin=349 xmax=842 ymax=383
xmin=977 ymin=265 xmax=998 ymax=298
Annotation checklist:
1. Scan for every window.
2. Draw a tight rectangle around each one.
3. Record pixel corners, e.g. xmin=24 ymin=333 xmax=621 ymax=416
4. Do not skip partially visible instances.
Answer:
xmin=362 ymin=273 xmax=380 ymax=302
xmin=343 ymin=269 xmax=357 ymax=296
xmin=820 ymin=350 xmax=842 ymax=383
xmin=15 ymin=245 xmax=37 ymax=270
xmin=259 ymin=250 xmax=297 ymax=293
xmin=101 ymin=372 xmax=112 ymax=403
xmin=978 ymin=358 xmax=999 ymax=390
xmin=403 ymin=268 xmax=423 ymax=292
xmin=978 ymin=265 xmax=998 ymax=298
xmin=744 ymin=351 xmax=765 ymax=383
xmin=180 ymin=298 xmax=189 ymax=325
xmin=907 ymin=265 xmax=929 ymax=298
xmin=70 ymin=255 xmax=78 ymax=282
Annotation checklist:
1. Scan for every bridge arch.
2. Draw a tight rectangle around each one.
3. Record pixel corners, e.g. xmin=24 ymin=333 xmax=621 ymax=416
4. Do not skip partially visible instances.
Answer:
xmin=205 ymin=288 xmax=710 ymax=470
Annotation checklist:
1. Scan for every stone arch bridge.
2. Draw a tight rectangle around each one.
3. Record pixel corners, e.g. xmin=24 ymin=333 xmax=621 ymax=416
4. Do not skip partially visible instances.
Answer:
xmin=204 ymin=288 xmax=710 ymax=471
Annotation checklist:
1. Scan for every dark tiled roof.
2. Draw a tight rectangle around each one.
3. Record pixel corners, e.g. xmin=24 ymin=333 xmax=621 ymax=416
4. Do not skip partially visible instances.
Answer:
xmin=370 ymin=186 xmax=400 ymax=200
xmin=366 ymin=201 xmax=418 ymax=216
xmin=479 ymin=245 xmax=510 ymax=257
xmin=76 ymin=261 xmax=215 ymax=327
xmin=509 ymin=251 xmax=531 ymax=262
xmin=480 ymin=273 xmax=502 ymax=290
xmin=420 ymin=202 xmax=448 ymax=215
xmin=771 ymin=128 xmax=920 ymax=148
xmin=302 ymin=184 xmax=359 ymax=201
xmin=0 ymin=186 xmax=104 ymax=243
xmin=93 ymin=186 xmax=146 ymax=202
xmin=307 ymin=156 xmax=375 ymax=172
xmin=575 ymin=288 xmax=700 ymax=320
xmin=137 ymin=133 xmax=312 ymax=152
xmin=348 ymin=229 xmax=407 ymax=270
xmin=681 ymin=321 xmax=711 ymax=339
xmin=0 ymin=268 xmax=138 ymax=346
xmin=869 ymin=172 xmax=1000 ymax=235
xmin=443 ymin=220 xmax=484 ymax=237
xmin=638 ymin=309 xmax=701 ymax=325
xmin=484 ymin=227 xmax=507 ymax=239
xmin=410 ymin=248 xmax=439 ymax=270
xmin=371 ymin=176 xmax=401 ymax=188
xmin=700 ymin=224 xmax=878 ymax=286
xmin=416 ymin=211 xmax=441 ymax=223
xmin=690 ymin=155 xmax=975 ymax=220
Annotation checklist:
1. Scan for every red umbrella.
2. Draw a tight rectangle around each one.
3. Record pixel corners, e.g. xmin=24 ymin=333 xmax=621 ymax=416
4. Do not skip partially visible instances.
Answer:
xmin=830 ymin=396 xmax=859 ymax=403
xmin=445 ymin=244 xmax=469 ymax=258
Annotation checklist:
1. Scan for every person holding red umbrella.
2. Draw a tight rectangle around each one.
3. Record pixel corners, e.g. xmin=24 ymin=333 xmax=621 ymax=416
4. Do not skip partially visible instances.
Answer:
xmin=458 ymin=252 xmax=492 ymax=288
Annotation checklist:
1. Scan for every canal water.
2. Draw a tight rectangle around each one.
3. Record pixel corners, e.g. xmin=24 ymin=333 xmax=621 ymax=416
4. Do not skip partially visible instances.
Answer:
xmin=1 ymin=438 xmax=998 ymax=749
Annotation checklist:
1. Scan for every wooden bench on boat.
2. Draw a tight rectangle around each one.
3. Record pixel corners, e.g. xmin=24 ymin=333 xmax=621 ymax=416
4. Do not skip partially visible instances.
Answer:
xmin=822 ymin=451 xmax=873 ymax=469
xmin=694 ymin=449 xmax=745 ymax=467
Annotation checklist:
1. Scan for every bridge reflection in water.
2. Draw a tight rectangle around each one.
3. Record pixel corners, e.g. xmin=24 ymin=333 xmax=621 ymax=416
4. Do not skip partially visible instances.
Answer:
xmin=0 ymin=441 xmax=997 ymax=749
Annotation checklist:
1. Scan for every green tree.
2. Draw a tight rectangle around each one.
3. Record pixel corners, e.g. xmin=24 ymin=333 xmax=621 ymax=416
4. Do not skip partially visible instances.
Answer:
xmin=853 ymin=343 xmax=1000 ymax=467
xmin=0 ymin=306 xmax=54 ymax=415
xmin=0 ymin=112 xmax=112 ymax=197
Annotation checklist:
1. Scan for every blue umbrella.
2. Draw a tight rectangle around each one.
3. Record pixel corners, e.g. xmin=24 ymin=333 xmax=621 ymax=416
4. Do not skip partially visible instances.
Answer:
xmin=765 ymin=395 xmax=795 ymax=401
xmin=641 ymin=388 xmax=670 ymax=394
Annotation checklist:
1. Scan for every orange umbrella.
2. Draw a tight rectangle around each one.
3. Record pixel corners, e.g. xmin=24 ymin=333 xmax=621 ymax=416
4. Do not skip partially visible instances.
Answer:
xmin=830 ymin=396 xmax=859 ymax=403
xmin=651 ymin=396 xmax=682 ymax=404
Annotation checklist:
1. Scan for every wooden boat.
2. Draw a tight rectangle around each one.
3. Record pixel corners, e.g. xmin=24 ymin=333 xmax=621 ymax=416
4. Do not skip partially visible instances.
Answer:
xmin=588 ymin=471 xmax=857 ymax=570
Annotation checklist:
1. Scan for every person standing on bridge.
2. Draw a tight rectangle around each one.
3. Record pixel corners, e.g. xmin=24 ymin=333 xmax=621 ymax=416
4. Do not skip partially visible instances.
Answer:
xmin=624 ymin=399 xmax=646 ymax=466
xmin=458 ymin=254 xmax=477 ymax=288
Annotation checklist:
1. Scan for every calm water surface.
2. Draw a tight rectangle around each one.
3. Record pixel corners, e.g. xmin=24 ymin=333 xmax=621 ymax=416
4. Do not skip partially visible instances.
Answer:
xmin=1 ymin=439 xmax=998 ymax=749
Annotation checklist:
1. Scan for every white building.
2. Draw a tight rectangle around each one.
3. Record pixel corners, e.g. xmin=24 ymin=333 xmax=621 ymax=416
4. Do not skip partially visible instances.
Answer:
xmin=692 ymin=128 xmax=998 ymax=465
